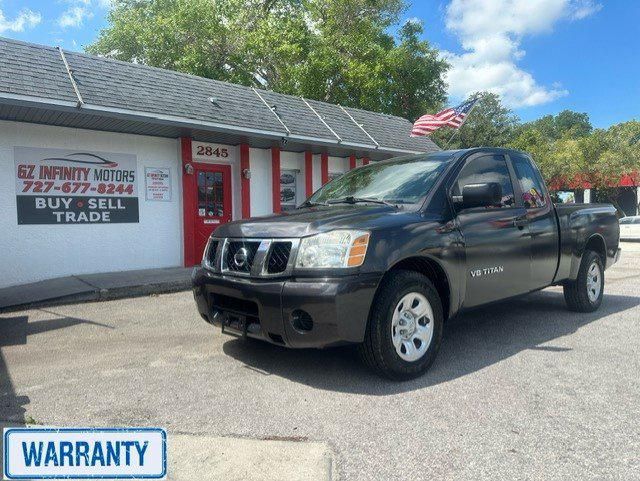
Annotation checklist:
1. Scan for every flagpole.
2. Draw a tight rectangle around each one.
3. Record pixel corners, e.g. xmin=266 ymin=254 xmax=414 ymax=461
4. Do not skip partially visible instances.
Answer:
xmin=443 ymin=97 xmax=479 ymax=150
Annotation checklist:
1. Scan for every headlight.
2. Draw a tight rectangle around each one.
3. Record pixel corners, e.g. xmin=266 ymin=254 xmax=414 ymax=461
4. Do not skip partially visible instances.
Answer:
xmin=295 ymin=230 xmax=370 ymax=269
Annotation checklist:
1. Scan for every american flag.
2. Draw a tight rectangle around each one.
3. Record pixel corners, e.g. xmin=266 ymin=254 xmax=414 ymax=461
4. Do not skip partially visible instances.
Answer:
xmin=411 ymin=98 xmax=478 ymax=137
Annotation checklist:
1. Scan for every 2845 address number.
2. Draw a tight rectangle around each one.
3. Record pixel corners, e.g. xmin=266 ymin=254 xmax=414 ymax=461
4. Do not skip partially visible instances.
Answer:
xmin=196 ymin=146 xmax=229 ymax=158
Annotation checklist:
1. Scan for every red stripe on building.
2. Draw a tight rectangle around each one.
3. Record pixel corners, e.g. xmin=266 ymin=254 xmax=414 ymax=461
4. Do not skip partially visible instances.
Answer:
xmin=321 ymin=152 xmax=329 ymax=185
xmin=180 ymin=137 xmax=196 ymax=267
xmin=349 ymin=154 xmax=356 ymax=170
xmin=240 ymin=143 xmax=250 ymax=219
xmin=272 ymin=146 xmax=281 ymax=213
xmin=620 ymin=173 xmax=640 ymax=187
xmin=549 ymin=171 xmax=640 ymax=190
xmin=305 ymin=151 xmax=313 ymax=197
xmin=362 ymin=157 xmax=369 ymax=166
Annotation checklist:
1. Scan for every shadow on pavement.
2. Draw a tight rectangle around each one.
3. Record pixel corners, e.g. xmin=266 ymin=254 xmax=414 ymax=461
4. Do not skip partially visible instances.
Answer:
xmin=0 ymin=310 xmax=113 ymax=347
xmin=223 ymin=290 xmax=639 ymax=395
xmin=0 ymin=310 xmax=114 ymax=466
xmin=0 ymin=311 xmax=113 ymax=415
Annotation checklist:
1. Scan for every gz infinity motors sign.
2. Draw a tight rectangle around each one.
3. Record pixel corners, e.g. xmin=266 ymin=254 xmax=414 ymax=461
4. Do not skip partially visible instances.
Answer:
xmin=14 ymin=147 xmax=139 ymax=224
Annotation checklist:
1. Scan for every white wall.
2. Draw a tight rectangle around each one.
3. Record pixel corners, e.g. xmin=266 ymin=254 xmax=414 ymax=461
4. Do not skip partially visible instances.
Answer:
xmin=328 ymin=156 xmax=348 ymax=176
xmin=312 ymin=154 xmax=323 ymax=193
xmin=249 ymin=147 xmax=273 ymax=217
xmin=0 ymin=120 xmax=182 ymax=288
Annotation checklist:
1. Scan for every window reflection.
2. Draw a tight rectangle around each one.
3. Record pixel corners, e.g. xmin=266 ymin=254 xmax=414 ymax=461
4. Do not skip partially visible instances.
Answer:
xmin=197 ymin=171 xmax=225 ymax=217
xmin=454 ymin=155 xmax=515 ymax=208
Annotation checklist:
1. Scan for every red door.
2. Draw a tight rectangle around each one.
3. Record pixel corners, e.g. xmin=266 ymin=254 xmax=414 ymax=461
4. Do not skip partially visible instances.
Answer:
xmin=193 ymin=163 xmax=232 ymax=263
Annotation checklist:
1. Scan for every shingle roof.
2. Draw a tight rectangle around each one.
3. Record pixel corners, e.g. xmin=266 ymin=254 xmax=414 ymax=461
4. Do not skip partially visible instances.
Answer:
xmin=0 ymin=36 xmax=440 ymax=154
xmin=0 ymin=38 xmax=77 ymax=103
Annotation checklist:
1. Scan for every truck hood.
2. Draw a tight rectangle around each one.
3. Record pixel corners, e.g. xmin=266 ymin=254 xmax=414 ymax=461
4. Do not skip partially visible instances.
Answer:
xmin=213 ymin=205 xmax=419 ymax=238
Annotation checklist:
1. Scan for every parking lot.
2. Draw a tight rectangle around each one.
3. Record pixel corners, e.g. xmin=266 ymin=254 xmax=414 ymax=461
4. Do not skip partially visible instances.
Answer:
xmin=2 ymin=243 xmax=640 ymax=480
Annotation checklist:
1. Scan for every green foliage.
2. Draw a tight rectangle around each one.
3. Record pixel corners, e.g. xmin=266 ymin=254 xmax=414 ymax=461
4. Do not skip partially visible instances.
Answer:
xmin=87 ymin=0 xmax=448 ymax=120
xmin=519 ymin=110 xmax=592 ymax=140
xmin=432 ymin=92 xmax=519 ymax=149
xmin=509 ymin=119 xmax=640 ymax=191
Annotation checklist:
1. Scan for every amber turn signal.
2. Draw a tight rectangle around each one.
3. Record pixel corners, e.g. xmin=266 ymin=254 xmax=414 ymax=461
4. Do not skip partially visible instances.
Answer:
xmin=347 ymin=233 xmax=370 ymax=267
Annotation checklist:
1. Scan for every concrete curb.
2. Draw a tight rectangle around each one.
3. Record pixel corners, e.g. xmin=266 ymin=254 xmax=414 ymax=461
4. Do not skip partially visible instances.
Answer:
xmin=0 ymin=267 xmax=192 ymax=313
xmin=0 ymin=281 xmax=191 ymax=313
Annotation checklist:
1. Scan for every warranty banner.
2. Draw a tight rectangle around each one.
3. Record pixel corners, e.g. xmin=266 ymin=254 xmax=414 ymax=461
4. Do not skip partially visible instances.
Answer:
xmin=14 ymin=147 xmax=139 ymax=224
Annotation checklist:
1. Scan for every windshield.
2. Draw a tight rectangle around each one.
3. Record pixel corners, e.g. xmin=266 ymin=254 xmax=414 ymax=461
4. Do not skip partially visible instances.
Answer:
xmin=307 ymin=154 xmax=452 ymax=207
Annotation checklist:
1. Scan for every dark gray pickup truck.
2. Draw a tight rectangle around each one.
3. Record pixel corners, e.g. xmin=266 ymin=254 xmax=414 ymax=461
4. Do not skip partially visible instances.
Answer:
xmin=193 ymin=148 xmax=620 ymax=380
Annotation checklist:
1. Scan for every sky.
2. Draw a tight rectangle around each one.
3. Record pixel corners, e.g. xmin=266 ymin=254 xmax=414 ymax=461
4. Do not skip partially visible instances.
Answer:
xmin=0 ymin=0 xmax=637 ymax=128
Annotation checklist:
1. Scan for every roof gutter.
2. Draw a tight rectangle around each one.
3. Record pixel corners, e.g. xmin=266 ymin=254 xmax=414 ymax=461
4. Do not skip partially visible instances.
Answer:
xmin=0 ymin=92 xmax=425 ymax=156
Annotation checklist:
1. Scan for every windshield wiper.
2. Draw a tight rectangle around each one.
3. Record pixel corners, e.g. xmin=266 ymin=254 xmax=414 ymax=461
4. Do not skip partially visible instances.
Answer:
xmin=327 ymin=196 xmax=399 ymax=209
xmin=300 ymin=200 xmax=329 ymax=207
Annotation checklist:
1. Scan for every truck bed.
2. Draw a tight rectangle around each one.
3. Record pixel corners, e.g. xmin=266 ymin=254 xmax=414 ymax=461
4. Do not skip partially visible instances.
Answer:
xmin=553 ymin=203 xmax=620 ymax=282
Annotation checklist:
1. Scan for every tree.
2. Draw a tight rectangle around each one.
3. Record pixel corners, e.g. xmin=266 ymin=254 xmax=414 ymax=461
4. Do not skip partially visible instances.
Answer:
xmin=384 ymin=20 xmax=448 ymax=119
xmin=605 ymin=121 xmax=640 ymax=170
xmin=555 ymin=110 xmax=592 ymax=138
xmin=87 ymin=0 xmax=448 ymax=120
xmin=509 ymin=119 xmax=640 ymax=215
xmin=517 ymin=110 xmax=592 ymax=141
xmin=432 ymin=92 xmax=519 ymax=149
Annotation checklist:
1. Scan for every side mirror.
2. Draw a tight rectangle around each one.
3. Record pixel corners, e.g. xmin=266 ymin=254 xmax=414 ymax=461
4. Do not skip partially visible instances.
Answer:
xmin=457 ymin=182 xmax=502 ymax=209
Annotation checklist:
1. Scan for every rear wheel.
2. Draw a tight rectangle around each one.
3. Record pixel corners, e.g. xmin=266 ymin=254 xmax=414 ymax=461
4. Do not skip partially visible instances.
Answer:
xmin=563 ymin=250 xmax=604 ymax=312
xmin=358 ymin=270 xmax=443 ymax=380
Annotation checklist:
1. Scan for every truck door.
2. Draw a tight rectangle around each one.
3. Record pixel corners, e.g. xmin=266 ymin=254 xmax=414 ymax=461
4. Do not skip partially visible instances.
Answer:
xmin=509 ymin=152 xmax=559 ymax=289
xmin=452 ymin=153 xmax=532 ymax=308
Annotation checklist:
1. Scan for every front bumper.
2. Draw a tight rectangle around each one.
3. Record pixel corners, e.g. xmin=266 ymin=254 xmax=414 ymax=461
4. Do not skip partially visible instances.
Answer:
xmin=192 ymin=267 xmax=381 ymax=348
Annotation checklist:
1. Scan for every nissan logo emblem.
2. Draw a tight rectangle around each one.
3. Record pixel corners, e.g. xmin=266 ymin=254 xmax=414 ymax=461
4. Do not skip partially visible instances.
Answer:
xmin=233 ymin=247 xmax=249 ymax=267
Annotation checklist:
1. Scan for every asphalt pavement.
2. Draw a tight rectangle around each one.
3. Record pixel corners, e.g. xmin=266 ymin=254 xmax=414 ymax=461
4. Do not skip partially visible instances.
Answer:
xmin=2 ymin=243 xmax=640 ymax=480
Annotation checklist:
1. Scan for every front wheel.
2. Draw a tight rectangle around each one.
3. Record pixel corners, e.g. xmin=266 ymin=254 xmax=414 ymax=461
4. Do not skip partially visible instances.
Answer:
xmin=358 ymin=270 xmax=443 ymax=380
xmin=563 ymin=250 xmax=604 ymax=312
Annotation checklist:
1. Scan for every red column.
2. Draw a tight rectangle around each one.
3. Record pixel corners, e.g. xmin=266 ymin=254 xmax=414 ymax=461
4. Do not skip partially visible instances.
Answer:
xmin=305 ymin=151 xmax=313 ymax=197
xmin=240 ymin=143 xmax=250 ymax=219
xmin=180 ymin=137 xmax=196 ymax=267
xmin=349 ymin=154 xmax=357 ymax=170
xmin=362 ymin=157 xmax=370 ymax=166
xmin=321 ymin=152 xmax=329 ymax=185
xmin=271 ymin=146 xmax=281 ymax=213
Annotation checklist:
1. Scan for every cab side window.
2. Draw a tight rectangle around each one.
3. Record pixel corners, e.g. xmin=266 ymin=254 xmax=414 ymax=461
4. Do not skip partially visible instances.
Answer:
xmin=453 ymin=154 xmax=515 ymax=208
xmin=511 ymin=154 xmax=547 ymax=209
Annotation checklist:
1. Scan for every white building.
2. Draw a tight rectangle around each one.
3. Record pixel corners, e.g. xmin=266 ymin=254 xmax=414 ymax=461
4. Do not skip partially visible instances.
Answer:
xmin=0 ymin=37 xmax=439 ymax=288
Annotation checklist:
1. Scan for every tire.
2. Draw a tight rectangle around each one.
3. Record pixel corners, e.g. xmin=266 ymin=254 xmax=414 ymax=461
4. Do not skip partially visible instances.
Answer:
xmin=563 ymin=250 xmax=605 ymax=312
xmin=358 ymin=270 xmax=443 ymax=381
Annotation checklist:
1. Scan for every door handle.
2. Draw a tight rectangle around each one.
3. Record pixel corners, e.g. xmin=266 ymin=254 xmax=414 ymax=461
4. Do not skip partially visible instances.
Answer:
xmin=513 ymin=215 xmax=528 ymax=229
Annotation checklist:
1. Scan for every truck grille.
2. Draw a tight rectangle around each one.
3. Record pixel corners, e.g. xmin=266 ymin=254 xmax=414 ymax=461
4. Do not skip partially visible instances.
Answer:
xmin=267 ymin=242 xmax=292 ymax=274
xmin=224 ymin=241 xmax=261 ymax=273
xmin=207 ymin=238 xmax=299 ymax=277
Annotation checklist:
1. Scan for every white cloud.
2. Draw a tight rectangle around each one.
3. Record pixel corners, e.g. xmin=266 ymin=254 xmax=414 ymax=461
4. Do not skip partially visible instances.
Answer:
xmin=443 ymin=0 xmax=601 ymax=108
xmin=0 ymin=8 xmax=42 ymax=33
xmin=57 ymin=4 xmax=93 ymax=28
xmin=568 ymin=0 xmax=602 ymax=20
